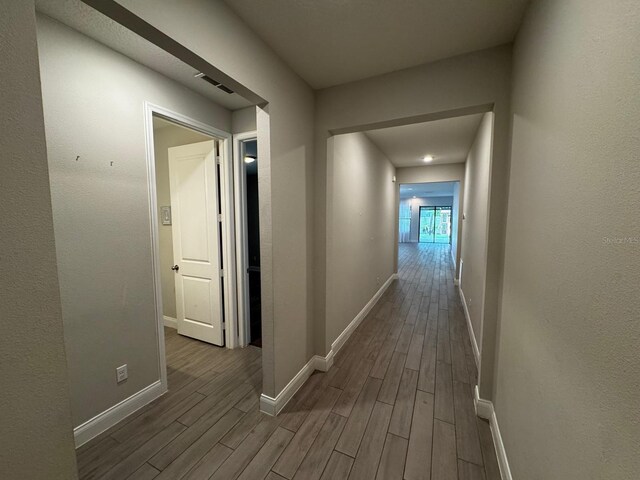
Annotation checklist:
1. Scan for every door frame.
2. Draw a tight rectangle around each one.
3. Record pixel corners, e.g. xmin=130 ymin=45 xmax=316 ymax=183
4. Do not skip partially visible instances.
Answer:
xmin=232 ymin=131 xmax=257 ymax=347
xmin=144 ymin=102 xmax=239 ymax=393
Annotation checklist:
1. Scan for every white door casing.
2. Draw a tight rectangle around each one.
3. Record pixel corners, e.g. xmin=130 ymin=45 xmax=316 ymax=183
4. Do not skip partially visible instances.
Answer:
xmin=168 ymin=140 xmax=224 ymax=346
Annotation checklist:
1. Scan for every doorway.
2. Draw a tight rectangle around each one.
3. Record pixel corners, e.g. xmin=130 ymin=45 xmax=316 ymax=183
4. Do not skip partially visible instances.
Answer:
xmin=152 ymin=114 xmax=228 ymax=346
xmin=397 ymin=180 xmax=461 ymax=277
xmin=234 ymin=133 xmax=262 ymax=348
xmin=146 ymin=103 xmax=247 ymax=395
xmin=419 ymin=206 xmax=452 ymax=244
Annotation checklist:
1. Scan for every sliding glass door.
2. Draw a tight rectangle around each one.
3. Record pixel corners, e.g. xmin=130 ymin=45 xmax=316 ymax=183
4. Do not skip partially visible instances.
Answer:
xmin=419 ymin=206 xmax=452 ymax=244
xmin=418 ymin=207 xmax=435 ymax=243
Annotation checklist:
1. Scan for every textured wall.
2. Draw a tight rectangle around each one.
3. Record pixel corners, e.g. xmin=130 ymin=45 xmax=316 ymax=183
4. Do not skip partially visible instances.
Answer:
xmin=116 ymin=0 xmax=316 ymax=395
xmin=0 ymin=2 xmax=77 ymax=478
xmin=396 ymin=164 xmax=466 ymax=185
xmin=231 ymin=106 xmax=257 ymax=134
xmin=451 ymin=182 xmax=460 ymax=271
xmin=37 ymin=14 xmax=231 ymax=426
xmin=460 ymin=113 xmax=493 ymax=352
xmin=495 ymin=0 xmax=640 ymax=478
xmin=326 ymin=132 xmax=396 ymax=350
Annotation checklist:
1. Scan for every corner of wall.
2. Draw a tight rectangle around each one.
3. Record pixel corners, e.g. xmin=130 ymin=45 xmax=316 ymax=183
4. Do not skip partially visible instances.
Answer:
xmin=474 ymin=387 xmax=513 ymax=480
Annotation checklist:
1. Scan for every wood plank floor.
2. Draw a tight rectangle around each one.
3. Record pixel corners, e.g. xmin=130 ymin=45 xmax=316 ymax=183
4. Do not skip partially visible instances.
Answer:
xmin=76 ymin=243 xmax=500 ymax=480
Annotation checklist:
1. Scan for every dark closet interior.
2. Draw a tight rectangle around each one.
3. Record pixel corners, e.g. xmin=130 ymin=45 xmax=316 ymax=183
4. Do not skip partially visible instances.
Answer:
xmin=244 ymin=140 xmax=262 ymax=347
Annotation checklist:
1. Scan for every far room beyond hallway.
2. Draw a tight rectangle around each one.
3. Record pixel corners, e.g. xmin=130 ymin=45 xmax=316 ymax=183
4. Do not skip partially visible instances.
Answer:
xmin=399 ymin=182 xmax=459 ymax=246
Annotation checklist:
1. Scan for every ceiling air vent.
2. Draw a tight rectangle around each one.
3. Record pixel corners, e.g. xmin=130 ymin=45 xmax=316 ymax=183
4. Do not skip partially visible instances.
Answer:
xmin=194 ymin=72 xmax=234 ymax=94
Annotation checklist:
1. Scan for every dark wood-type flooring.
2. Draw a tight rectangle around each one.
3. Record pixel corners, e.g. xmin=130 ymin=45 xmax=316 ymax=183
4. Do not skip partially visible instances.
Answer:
xmin=76 ymin=243 xmax=500 ymax=480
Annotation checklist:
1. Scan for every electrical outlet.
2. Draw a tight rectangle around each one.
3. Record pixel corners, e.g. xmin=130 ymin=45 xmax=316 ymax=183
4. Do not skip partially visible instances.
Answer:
xmin=116 ymin=364 xmax=128 ymax=383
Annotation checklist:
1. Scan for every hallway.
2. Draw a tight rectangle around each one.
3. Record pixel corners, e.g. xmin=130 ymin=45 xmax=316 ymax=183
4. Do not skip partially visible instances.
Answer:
xmin=76 ymin=243 xmax=499 ymax=480
xmin=5 ymin=2 xmax=638 ymax=478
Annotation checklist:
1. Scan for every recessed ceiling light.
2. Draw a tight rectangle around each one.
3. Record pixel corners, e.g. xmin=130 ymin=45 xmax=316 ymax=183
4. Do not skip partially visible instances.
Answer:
xmin=244 ymin=155 xmax=256 ymax=164
xmin=423 ymin=155 xmax=434 ymax=162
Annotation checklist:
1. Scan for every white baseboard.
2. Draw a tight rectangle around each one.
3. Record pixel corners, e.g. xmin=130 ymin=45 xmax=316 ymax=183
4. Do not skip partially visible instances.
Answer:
xmin=331 ymin=273 xmax=398 ymax=356
xmin=313 ymin=351 xmax=334 ymax=372
xmin=458 ymin=287 xmax=480 ymax=368
xmin=259 ymin=395 xmax=278 ymax=416
xmin=260 ymin=354 xmax=317 ymax=416
xmin=163 ymin=316 xmax=177 ymax=329
xmin=260 ymin=273 xmax=398 ymax=417
xmin=74 ymin=380 xmax=166 ymax=448
xmin=473 ymin=385 xmax=493 ymax=419
xmin=474 ymin=386 xmax=512 ymax=480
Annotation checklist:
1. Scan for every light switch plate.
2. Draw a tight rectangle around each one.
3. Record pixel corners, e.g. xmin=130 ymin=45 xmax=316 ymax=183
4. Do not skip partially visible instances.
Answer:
xmin=116 ymin=364 xmax=128 ymax=383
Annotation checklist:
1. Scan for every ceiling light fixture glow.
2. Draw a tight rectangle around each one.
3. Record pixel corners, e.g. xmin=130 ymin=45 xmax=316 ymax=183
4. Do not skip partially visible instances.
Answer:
xmin=244 ymin=155 xmax=257 ymax=164
xmin=423 ymin=155 xmax=434 ymax=162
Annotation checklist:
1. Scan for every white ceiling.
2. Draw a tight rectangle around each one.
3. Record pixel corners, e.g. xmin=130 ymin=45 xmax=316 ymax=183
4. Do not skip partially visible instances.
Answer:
xmin=223 ymin=0 xmax=530 ymax=88
xmin=36 ymin=0 xmax=253 ymax=111
xmin=365 ymin=113 xmax=484 ymax=167
xmin=400 ymin=182 xmax=456 ymax=199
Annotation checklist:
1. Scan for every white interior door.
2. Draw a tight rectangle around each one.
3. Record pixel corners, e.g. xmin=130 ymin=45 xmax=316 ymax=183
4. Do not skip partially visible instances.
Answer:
xmin=169 ymin=140 xmax=224 ymax=346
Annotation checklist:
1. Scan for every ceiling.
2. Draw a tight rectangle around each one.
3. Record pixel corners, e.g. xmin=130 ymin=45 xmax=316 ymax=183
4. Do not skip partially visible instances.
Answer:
xmin=400 ymin=182 xmax=456 ymax=199
xmin=365 ymin=113 xmax=484 ymax=167
xmin=223 ymin=0 xmax=530 ymax=88
xmin=36 ymin=0 xmax=253 ymax=110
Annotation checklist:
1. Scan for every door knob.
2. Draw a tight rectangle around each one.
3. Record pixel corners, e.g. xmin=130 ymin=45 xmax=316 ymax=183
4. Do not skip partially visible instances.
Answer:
xmin=171 ymin=265 xmax=179 ymax=271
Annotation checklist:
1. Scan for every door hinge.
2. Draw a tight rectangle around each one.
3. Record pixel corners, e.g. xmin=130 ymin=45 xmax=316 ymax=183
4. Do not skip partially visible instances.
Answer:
xmin=218 ymin=213 xmax=223 ymax=222
xmin=216 ymin=156 xmax=221 ymax=164
xmin=220 ymin=269 xmax=224 ymax=278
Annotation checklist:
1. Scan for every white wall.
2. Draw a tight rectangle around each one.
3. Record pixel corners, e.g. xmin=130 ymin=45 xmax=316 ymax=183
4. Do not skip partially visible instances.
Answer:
xmin=116 ymin=0 xmax=316 ymax=395
xmin=451 ymin=182 xmax=460 ymax=272
xmin=37 ymin=14 xmax=232 ymax=427
xmin=232 ymin=106 xmax=257 ymax=134
xmin=0 ymin=2 xmax=77 ymax=478
xmin=494 ymin=1 xmax=640 ymax=478
xmin=396 ymin=164 xmax=466 ymax=185
xmin=326 ymin=132 xmax=396 ymax=351
xmin=399 ymin=196 xmax=454 ymax=243
xmin=460 ymin=112 xmax=493 ymax=353
xmin=153 ymin=122 xmax=212 ymax=320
